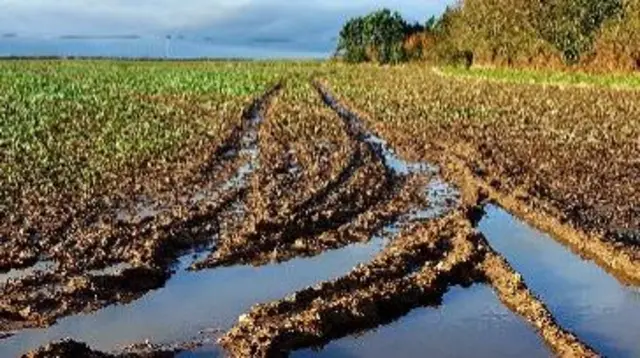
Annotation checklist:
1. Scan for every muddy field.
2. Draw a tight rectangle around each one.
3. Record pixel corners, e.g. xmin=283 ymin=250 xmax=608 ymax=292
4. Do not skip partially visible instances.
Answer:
xmin=325 ymin=66 xmax=640 ymax=282
xmin=1 ymin=61 xmax=639 ymax=357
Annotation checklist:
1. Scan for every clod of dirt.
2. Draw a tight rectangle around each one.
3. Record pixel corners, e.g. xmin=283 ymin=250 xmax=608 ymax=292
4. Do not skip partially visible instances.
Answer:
xmin=21 ymin=339 xmax=176 ymax=358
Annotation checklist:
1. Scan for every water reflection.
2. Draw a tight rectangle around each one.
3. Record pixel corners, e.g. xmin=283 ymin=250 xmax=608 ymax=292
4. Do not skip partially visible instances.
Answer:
xmin=479 ymin=204 xmax=640 ymax=358
xmin=0 ymin=238 xmax=385 ymax=357
xmin=293 ymin=285 xmax=550 ymax=358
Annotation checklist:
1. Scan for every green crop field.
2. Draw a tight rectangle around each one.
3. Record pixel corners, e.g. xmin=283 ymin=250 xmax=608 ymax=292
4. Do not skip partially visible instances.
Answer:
xmin=1 ymin=60 xmax=638 ymax=358
xmin=0 ymin=61 xmax=285 ymax=211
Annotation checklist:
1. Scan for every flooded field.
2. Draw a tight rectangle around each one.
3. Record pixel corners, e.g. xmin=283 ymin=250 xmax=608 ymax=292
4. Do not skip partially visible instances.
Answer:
xmin=1 ymin=61 xmax=638 ymax=357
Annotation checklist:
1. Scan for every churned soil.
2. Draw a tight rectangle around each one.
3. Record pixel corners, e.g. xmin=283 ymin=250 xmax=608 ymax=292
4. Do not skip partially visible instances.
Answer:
xmin=9 ymin=78 xmax=610 ymax=358
xmin=323 ymin=68 xmax=640 ymax=283
xmin=0 ymin=85 xmax=281 ymax=331
xmin=197 ymin=82 xmax=425 ymax=268
xmin=219 ymin=213 xmax=484 ymax=357
xmin=213 ymin=84 xmax=597 ymax=358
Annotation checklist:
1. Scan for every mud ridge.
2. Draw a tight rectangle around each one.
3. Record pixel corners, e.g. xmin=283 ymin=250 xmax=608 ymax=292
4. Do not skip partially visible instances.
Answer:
xmin=196 ymin=82 xmax=417 ymax=268
xmin=480 ymin=243 xmax=598 ymax=357
xmin=219 ymin=213 xmax=485 ymax=358
xmin=433 ymin=144 xmax=640 ymax=285
xmin=197 ymin=154 xmax=413 ymax=268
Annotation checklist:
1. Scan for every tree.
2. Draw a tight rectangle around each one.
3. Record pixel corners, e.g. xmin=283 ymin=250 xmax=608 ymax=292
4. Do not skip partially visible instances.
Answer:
xmin=589 ymin=0 xmax=640 ymax=70
xmin=336 ymin=17 xmax=368 ymax=63
xmin=425 ymin=16 xmax=438 ymax=32
xmin=534 ymin=0 xmax=623 ymax=63
xmin=336 ymin=9 xmax=418 ymax=64
xmin=452 ymin=0 xmax=547 ymax=65
xmin=444 ymin=0 xmax=621 ymax=65
xmin=427 ymin=5 xmax=472 ymax=65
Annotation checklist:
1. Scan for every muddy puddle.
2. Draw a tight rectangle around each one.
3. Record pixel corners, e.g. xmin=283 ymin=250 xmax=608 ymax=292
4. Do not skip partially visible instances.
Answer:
xmin=364 ymin=133 xmax=458 ymax=226
xmin=291 ymin=284 xmax=550 ymax=358
xmin=0 ymin=236 xmax=386 ymax=357
xmin=479 ymin=204 xmax=640 ymax=358
xmin=369 ymin=133 xmax=458 ymax=221
xmin=315 ymin=82 xmax=458 ymax=223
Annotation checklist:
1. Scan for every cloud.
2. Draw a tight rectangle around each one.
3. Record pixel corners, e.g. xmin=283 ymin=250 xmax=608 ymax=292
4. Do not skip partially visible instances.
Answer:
xmin=0 ymin=0 xmax=251 ymax=35
xmin=0 ymin=0 xmax=453 ymax=56
xmin=0 ymin=0 xmax=449 ymax=35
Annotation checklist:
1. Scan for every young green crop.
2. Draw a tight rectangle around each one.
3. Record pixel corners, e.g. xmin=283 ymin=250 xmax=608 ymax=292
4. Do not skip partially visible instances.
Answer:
xmin=0 ymin=60 xmax=283 ymax=212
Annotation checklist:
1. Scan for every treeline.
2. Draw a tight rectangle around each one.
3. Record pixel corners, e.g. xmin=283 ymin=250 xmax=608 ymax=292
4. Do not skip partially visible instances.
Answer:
xmin=336 ymin=0 xmax=640 ymax=71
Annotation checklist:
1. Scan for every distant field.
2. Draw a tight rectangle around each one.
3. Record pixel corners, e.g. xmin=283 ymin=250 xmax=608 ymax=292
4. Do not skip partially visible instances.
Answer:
xmin=440 ymin=65 xmax=640 ymax=90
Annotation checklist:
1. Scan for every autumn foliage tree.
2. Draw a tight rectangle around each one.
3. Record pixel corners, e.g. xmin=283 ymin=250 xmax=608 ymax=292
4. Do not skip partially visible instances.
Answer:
xmin=336 ymin=0 xmax=638 ymax=71
xmin=535 ymin=0 xmax=623 ymax=63
xmin=588 ymin=0 xmax=640 ymax=70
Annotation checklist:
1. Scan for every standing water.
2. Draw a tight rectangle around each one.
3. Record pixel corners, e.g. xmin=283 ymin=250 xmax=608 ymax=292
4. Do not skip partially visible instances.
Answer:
xmin=0 ymin=84 xmax=389 ymax=357
xmin=479 ymin=204 xmax=640 ymax=357
xmin=292 ymin=285 xmax=550 ymax=358
xmin=0 ymin=238 xmax=386 ymax=357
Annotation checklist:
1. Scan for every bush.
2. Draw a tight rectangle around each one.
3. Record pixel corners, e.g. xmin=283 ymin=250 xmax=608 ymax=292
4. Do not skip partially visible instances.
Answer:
xmin=587 ymin=0 xmax=640 ymax=71
xmin=535 ymin=0 xmax=623 ymax=64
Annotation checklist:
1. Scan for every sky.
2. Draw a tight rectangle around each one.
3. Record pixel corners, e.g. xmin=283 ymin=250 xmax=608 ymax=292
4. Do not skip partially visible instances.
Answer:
xmin=0 ymin=0 xmax=454 ymax=58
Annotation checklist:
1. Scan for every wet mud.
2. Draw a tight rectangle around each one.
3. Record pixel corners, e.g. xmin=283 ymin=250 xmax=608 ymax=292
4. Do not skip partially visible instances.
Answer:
xmin=3 ymin=81 xmax=447 ymax=356
xmin=6 ymin=79 xmax=636 ymax=358
xmin=193 ymin=80 xmax=440 ymax=270
xmin=216 ymin=84 xmax=596 ymax=358
xmin=0 ymin=84 xmax=282 ymax=332
xmin=293 ymin=284 xmax=551 ymax=358
xmin=323 ymin=67 xmax=640 ymax=284
xmin=1 ymin=94 xmax=248 ymax=273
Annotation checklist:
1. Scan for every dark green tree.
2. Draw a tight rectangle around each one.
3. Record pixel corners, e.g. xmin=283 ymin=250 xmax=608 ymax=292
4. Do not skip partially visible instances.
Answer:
xmin=336 ymin=9 xmax=416 ymax=64
xmin=336 ymin=17 xmax=368 ymax=63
